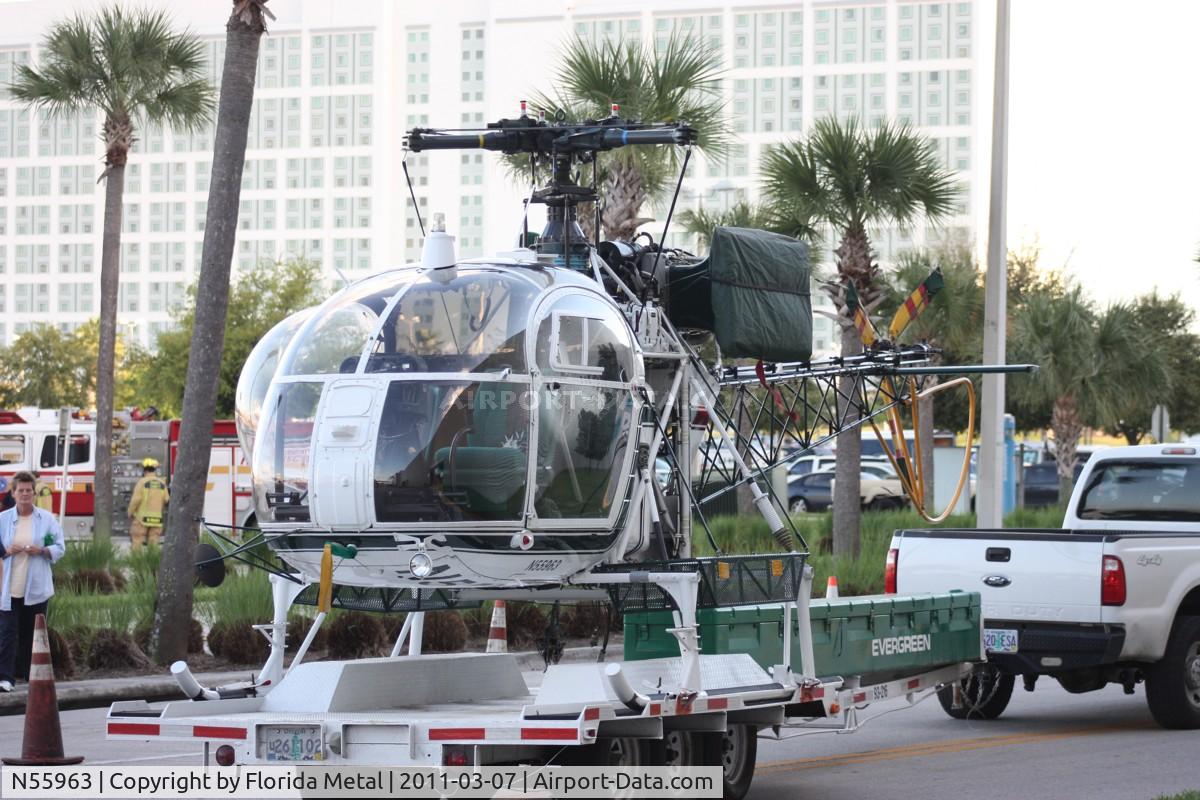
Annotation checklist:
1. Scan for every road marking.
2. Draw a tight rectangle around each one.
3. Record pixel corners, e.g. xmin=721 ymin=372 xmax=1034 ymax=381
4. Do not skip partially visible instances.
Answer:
xmin=89 ymin=752 xmax=201 ymax=765
xmin=758 ymin=722 xmax=1156 ymax=774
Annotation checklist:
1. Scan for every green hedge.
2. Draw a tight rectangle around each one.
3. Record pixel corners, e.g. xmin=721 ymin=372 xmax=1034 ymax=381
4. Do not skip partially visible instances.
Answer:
xmin=693 ymin=506 xmax=1066 ymax=596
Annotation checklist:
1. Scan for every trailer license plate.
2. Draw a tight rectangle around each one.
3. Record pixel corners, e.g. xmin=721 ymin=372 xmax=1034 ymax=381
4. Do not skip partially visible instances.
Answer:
xmin=261 ymin=725 xmax=323 ymax=761
xmin=984 ymin=628 xmax=1018 ymax=653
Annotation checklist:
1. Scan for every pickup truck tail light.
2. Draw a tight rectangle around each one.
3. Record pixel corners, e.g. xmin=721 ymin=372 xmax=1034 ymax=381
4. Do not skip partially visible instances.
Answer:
xmin=1101 ymin=555 xmax=1126 ymax=606
xmin=885 ymin=548 xmax=898 ymax=594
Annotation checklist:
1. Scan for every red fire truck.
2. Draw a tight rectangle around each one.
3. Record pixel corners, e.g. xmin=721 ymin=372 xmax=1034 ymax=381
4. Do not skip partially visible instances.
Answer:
xmin=0 ymin=408 xmax=252 ymax=539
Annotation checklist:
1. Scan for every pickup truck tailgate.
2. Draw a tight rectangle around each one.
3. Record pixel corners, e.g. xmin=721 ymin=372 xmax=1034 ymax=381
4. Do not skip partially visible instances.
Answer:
xmin=893 ymin=530 xmax=1105 ymax=624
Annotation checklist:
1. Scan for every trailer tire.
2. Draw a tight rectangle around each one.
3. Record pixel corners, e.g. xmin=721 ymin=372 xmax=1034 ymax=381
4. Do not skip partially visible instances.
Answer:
xmin=646 ymin=729 xmax=701 ymax=767
xmin=566 ymin=736 xmax=647 ymax=767
xmin=1145 ymin=615 xmax=1200 ymax=729
xmin=937 ymin=665 xmax=1014 ymax=720
xmin=699 ymin=724 xmax=757 ymax=800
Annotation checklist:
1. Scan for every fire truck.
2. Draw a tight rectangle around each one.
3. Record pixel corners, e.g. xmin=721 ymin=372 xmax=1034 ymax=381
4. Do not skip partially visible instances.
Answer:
xmin=0 ymin=407 xmax=252 ymax=539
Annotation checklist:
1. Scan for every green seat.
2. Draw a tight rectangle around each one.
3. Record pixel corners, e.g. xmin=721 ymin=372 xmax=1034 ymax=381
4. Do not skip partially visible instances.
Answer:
xmin=432 ymin=384 xmax=529 ymax=517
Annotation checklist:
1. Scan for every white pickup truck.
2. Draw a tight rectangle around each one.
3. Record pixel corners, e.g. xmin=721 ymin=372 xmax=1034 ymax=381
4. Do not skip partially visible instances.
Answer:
xmin=888 ymin=443 xmax=1200 ymax=729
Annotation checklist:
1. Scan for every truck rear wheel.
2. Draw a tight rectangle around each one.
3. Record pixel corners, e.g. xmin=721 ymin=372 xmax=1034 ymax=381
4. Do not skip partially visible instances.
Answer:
xmin=1145 ymin=615 xmax=1200 ymax=729
xmin=937 ymin=665 xmax=1014 ymax=720
xmin=699 ymin=724 xmax=757 ymax=800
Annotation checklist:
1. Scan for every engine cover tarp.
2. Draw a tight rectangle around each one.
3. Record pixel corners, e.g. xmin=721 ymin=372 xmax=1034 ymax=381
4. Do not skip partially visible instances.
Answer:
xmin=667 ymin=226 xmax=811 ymax=363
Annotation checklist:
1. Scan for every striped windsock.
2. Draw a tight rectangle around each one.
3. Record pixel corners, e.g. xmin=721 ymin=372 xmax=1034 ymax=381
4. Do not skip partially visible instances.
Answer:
xmin=845 ymin=282 xmax=879 ymax=348
xmin=888 ymin=268 xmax=946 ymax=340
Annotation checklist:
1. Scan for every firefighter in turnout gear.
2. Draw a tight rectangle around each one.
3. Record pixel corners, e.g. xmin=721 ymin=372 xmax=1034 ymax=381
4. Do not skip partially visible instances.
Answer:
xmin=128 ymin=458 xmax=169 ymax=549
xmin=32 ymin=472 xmax=53 ymax=512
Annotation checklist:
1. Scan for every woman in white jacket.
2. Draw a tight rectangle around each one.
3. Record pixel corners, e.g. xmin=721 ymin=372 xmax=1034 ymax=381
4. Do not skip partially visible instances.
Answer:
xmin=0 ymin=471 xmax=65 ymax=692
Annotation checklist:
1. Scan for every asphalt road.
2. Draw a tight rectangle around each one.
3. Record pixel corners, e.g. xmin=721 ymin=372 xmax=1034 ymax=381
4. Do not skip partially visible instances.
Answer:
xmin=0 ymin=676 xmax=1195 ymax=799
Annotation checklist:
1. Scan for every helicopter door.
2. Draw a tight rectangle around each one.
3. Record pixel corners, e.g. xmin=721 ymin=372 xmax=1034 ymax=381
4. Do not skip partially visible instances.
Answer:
xmin=310 ymin=380 xmax=378 ymax=528
xmin=528 ymin=291 xmax=640 ymax=529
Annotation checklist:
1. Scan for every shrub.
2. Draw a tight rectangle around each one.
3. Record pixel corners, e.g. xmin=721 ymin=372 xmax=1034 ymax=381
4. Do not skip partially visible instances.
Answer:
xmin=47 ymin=627 xmax=75 ymax=678
xmin=286 ymin=614 xmax=328 ymax=653
xmin=505 ymin=602 xmax=547 ymax=649
xmin=206 ymin=621 xmax=228 ymax=658
xmin=58 ymin=626 xmax=94 ymax=668
xmin=215 ymin=621 xmax=269 ymax=665
xmin=422 ymin=611 xmax=467 ymax=653
xmin=135 ymin=619 xmax=204 ymax=655
xmin=87 ymin=629 xmax=149 ymax=671
xmin=326 ymin=611 xmax=388 ymax=659
xmin=561 ymin=603 xmax=616 ymax=639
xmin=460 ymin=604 xmax=492 ymax=639
xmin=65 ymin=568 xmax=116 ymax=594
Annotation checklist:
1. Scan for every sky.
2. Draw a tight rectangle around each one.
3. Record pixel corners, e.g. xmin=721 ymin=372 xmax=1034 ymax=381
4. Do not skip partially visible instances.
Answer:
xmin=1003 ymin=1 xmax=1200 ymax=314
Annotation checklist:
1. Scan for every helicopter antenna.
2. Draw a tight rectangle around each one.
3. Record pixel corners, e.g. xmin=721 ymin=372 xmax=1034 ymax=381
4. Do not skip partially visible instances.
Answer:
xmin=645 ymin=146 xmax=693 ymax=302
xmin=401 ymin=151 xmax=425 ymax=237
xmin=592 ymin=157 xmax=601 ymax=249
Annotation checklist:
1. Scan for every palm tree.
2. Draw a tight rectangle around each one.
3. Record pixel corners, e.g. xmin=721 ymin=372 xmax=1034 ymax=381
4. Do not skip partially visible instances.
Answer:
xmin=881 ymin=242 xmax=983 ymax=509
xmin=151 ymin=0 xmax=272 ymax=665
xmin=678 ymin=200 xmax=822 ymax=254
xmin=761 ymin=117 xmax=958 ymax=557
xmin=1011 ymin=286 xmax=1168 ymax=500
xmin=11 ymin=7 xmax=214 ymax=543
xmin=525 ymin=33 xmax=731 ymax=241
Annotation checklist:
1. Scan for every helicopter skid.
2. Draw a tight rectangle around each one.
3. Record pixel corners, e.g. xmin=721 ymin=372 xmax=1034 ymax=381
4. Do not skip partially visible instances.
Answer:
xmin=263 ymin=528 xmax=623 ymax=590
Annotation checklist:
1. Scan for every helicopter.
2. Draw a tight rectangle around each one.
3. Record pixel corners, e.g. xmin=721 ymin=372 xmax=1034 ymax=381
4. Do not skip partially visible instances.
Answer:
xmin=225 ymin=106 xmax=1027 ymax=599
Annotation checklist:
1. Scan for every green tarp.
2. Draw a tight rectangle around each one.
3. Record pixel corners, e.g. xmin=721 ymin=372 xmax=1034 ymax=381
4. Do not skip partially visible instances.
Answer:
xmin=667 ymin=226 xmax=812 ymax=363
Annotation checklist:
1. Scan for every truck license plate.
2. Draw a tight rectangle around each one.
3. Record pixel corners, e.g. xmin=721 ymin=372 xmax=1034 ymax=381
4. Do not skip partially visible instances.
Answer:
xmin=984 ymin=628 xmax=1018 ymax=654
xmin=261 ymin=725 xmax=323 ymax=761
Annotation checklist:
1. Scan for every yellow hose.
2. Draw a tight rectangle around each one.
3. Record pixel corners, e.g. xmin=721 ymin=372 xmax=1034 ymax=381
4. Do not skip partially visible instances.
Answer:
xmin=869 ymin=376 xmax=975 ymax=523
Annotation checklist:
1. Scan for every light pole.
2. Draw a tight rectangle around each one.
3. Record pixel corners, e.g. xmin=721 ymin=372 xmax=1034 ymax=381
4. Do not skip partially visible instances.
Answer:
xmin=977 ymin=0 xmax=1011 ymax=529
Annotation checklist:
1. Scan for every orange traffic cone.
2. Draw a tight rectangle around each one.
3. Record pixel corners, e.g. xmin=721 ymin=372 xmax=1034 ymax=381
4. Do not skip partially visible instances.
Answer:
xmin=2 ymin=614 xmax=83 ymax=765
xmin=825 ymin=575 xmax=839 ymax=600
xmin=486 ymin=600 xmax=508 ymax=654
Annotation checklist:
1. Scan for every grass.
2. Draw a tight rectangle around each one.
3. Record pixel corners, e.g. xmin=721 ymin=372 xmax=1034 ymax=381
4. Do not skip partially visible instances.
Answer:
xmin=210 ymin=568 xmax=274 ymax=625
xmin=47 ymin=587 xmax=153 ymax=633
xmin=693 ymin=505 xmax=1067 ymax=596
xmin=1154 ymin=793 xmax=1200 ymax=800
xmin=124 ymin=544 xmax=162 ymax=593
xmin=56 ymin=537 xmax=120 ymax=576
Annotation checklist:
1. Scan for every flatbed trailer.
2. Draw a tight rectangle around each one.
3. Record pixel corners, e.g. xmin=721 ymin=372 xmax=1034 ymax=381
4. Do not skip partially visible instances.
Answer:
xmin=106 ymin=565 xmax=982 ymax=800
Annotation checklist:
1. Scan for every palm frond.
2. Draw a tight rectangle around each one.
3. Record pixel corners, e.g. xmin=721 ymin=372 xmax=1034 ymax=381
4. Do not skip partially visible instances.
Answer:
xmin=141 ymin=77 xmax=216 ymax=131
xmin=10 ymin=5 xmax=213 ymax=137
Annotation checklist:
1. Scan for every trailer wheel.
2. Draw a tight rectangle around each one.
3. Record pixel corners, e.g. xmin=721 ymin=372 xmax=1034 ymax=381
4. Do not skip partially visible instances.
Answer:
xmin=1145 ymin=615 xmax=1200 ymax=729
xmin=647 ymin=729 xmax=700 ymax=767
xmin=700 ymin=724 xmax=757 ymax=800
xmin=565 ymin=736 xmax=647 ymax=768
xmin=937 ymin=665 xmax=1014 ymax=720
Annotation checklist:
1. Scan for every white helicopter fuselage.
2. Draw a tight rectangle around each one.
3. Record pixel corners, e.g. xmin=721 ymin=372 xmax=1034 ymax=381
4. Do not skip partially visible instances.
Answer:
xmin=242 ymin=258 xmax=684 ymax=590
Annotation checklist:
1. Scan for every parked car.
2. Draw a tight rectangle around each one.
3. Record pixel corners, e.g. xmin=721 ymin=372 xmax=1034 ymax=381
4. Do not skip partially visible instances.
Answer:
xmin=1022 ymin=461 xmax=1085 ymax=507
xmin=787 ymin=454 xmax=896 ymax=481
xmin=788 ymin=469 xmax=908 ymax=513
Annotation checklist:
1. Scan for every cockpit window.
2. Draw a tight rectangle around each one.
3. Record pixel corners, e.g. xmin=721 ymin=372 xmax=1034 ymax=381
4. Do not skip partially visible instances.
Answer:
xmin=253 ymin=381 xmax=322 ymax=523
xmin=374 ymin=379 xmax=529 ymax=522
xmin=366 ymin=271 xmax=537 ymax=374
xmin=535 ymin=294 xmax=634 ymax=382
xmin=280 ymin=272 xmax=408 ymax=376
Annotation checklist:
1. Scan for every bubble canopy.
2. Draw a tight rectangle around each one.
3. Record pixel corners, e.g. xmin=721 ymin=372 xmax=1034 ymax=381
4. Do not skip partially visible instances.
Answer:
xmin=234 ymin=307 xmax=313 ymax=459
xmin=247 ymin=264 xmax=642 ymax=531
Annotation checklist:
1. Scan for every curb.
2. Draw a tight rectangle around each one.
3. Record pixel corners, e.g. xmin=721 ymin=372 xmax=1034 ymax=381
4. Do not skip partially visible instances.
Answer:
xmin=0 ymin=644 xmax=618 ymax=717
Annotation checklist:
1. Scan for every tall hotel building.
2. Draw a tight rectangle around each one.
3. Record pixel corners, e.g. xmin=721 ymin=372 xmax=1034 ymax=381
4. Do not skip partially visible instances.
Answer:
xmin=0 ymin=0 xmax=984 ymax=357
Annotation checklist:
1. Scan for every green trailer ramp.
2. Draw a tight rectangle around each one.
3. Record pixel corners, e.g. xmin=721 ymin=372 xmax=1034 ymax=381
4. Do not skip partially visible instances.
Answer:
xmin=625 ymin=591 xmax=982 ymax=683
